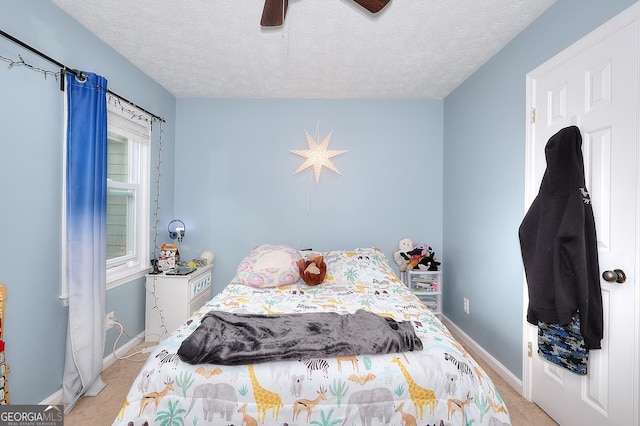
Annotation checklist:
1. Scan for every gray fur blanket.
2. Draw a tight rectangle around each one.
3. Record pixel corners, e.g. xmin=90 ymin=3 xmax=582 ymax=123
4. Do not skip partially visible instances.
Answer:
xmin=177 ymin=309 xmax=422 ymax=365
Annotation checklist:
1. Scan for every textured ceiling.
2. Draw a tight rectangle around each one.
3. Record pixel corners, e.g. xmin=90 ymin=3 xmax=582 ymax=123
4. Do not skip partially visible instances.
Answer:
xmin=52 ymin=0 xmax=555 ymax=99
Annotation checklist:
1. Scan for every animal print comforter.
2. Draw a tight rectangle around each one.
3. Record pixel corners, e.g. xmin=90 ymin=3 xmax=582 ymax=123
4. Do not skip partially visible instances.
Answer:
xmin=113 ymin=247 xmax=512 ymax=426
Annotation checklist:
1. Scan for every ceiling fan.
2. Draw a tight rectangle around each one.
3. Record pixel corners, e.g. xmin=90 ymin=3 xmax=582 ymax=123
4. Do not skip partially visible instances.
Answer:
xmin=261 ymin=0 xmax=391 ymax=27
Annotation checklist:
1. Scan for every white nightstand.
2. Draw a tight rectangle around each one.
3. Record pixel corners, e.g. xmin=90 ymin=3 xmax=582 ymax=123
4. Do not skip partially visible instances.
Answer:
xmin=144 ymin=263 xmax=212 ymax=342
xmin=401 ymin=269 xmax=442 ymax=316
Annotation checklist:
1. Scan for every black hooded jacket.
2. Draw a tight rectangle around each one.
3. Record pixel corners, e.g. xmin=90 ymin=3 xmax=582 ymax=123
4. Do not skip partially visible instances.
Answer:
xmin=519 ymin=126 xmax=603 ymax=349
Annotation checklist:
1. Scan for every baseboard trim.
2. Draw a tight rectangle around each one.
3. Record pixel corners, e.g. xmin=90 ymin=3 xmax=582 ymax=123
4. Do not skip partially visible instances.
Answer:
xmin=41 ymin=332 xmax=145 ymax=405
xmin=441 ymin=315 xmax=524 ymax=396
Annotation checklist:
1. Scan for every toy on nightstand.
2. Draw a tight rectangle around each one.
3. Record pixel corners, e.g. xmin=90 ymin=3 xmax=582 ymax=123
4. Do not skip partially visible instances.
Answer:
xmin=393 ymin=238 xmax=441 ymax=272
xmin=158 ymin=243 xmax=179 ymax=271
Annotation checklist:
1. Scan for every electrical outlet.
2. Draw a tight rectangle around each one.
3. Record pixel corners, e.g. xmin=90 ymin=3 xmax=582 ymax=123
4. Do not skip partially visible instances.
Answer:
xmin=463 ymin=298 xmax=470 ymax=314
xmin=105 ymin=311 xmax=116 ymax=329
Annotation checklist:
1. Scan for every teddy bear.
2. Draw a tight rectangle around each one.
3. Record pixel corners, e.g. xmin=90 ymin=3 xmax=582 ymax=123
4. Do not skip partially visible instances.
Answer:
xmin=394 ymin=238 xmax=425 ymax=270
xmin=297 ymin=254 xmax=327 ymax=286
xmin=393 ymin=237 xmax=415 ymax=266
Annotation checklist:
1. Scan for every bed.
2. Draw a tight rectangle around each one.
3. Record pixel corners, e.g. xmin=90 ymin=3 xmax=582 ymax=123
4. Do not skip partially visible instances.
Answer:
xmin=113 ymin=246 xmax=511 ymax=426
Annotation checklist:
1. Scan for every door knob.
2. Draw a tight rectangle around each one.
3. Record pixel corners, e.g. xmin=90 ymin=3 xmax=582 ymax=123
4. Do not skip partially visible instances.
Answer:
xmin=602 ymin=269 xmax=626 ymax=283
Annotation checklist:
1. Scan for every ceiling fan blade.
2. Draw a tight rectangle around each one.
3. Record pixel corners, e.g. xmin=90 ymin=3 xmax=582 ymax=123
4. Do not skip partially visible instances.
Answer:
xmin=352 ymin=0 xmax=391 ymax=14
xmin=261 ymin=0 xmax=288 ymax=27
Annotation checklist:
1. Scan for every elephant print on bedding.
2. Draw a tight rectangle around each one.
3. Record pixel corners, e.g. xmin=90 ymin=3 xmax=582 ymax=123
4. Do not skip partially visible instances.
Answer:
xmin=185 ymin=383 xmax=237 ymax=421
xmin=342 ymin=387 xmax=395 ymax=426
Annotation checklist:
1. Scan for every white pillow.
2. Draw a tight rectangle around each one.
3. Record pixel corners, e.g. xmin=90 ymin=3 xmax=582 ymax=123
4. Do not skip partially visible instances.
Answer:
xmin=236 ymin=244 xmax=302 ymax=287
xmin=323 ymin=247 xmax=395 ymax=283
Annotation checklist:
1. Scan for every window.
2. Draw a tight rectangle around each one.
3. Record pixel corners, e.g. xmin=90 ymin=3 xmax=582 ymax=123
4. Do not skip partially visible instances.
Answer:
xmin=106 ymin=101 xmax=151 ymax=288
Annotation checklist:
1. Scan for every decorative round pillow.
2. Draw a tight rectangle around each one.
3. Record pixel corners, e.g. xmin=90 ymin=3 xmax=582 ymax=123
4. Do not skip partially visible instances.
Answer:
xmin=236 ymin=244 xmax=302 ymax=287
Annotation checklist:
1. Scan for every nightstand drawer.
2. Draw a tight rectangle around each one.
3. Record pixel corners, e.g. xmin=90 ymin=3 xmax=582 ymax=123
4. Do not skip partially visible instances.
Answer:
xmin=190 ymin=273 xmax=211 ymax=302
xmin=189 ymin=289 xmax=211 ymax=316
xmin=145 ymin=264 xmax=213 ymax=342
xmin=401 ymin=269 xmax=442 ymax=316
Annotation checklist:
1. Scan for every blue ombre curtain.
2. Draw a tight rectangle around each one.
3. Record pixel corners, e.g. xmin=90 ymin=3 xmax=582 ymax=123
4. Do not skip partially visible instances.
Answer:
xmin=62 ymin=71 xmax=108 ymax=411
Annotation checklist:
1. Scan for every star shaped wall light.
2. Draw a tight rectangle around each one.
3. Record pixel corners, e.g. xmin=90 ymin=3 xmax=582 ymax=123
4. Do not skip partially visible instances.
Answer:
xmin=290 ymin=130 xmax=348 ymax=184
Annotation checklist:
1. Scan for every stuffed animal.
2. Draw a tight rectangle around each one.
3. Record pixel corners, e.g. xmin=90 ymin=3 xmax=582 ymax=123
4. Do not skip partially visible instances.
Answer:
xmin=415 ymin=245 xmax=441 ymax=271
xmin=393 ymin=237 xmax=416 ymax=266
xmin=297 ymin=255 xmax=327 ymax=286
xmin=393 ymin=238 xmax=441 ymax=272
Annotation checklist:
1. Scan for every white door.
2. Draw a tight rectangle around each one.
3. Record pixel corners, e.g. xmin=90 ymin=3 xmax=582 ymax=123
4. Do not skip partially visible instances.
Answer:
xmin=524 ymin=4 xmax=639 ymax=426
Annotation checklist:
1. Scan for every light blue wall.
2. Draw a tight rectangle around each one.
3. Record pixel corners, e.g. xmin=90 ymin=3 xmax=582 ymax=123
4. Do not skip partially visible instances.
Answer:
xmin=1 ymin=0 xmax=636 ymax=407
xmin=443 ymin=0 xmax=636 ymax=377
xmin=1 ymin=1 xmax=176 ymax=404
xmin=174 ymin=99 xmax=444 ymax=294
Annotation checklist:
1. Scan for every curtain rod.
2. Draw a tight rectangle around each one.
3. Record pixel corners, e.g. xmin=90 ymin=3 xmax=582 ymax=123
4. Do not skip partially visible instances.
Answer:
xmin=0 ymin=29 xmax=165 ymax=123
